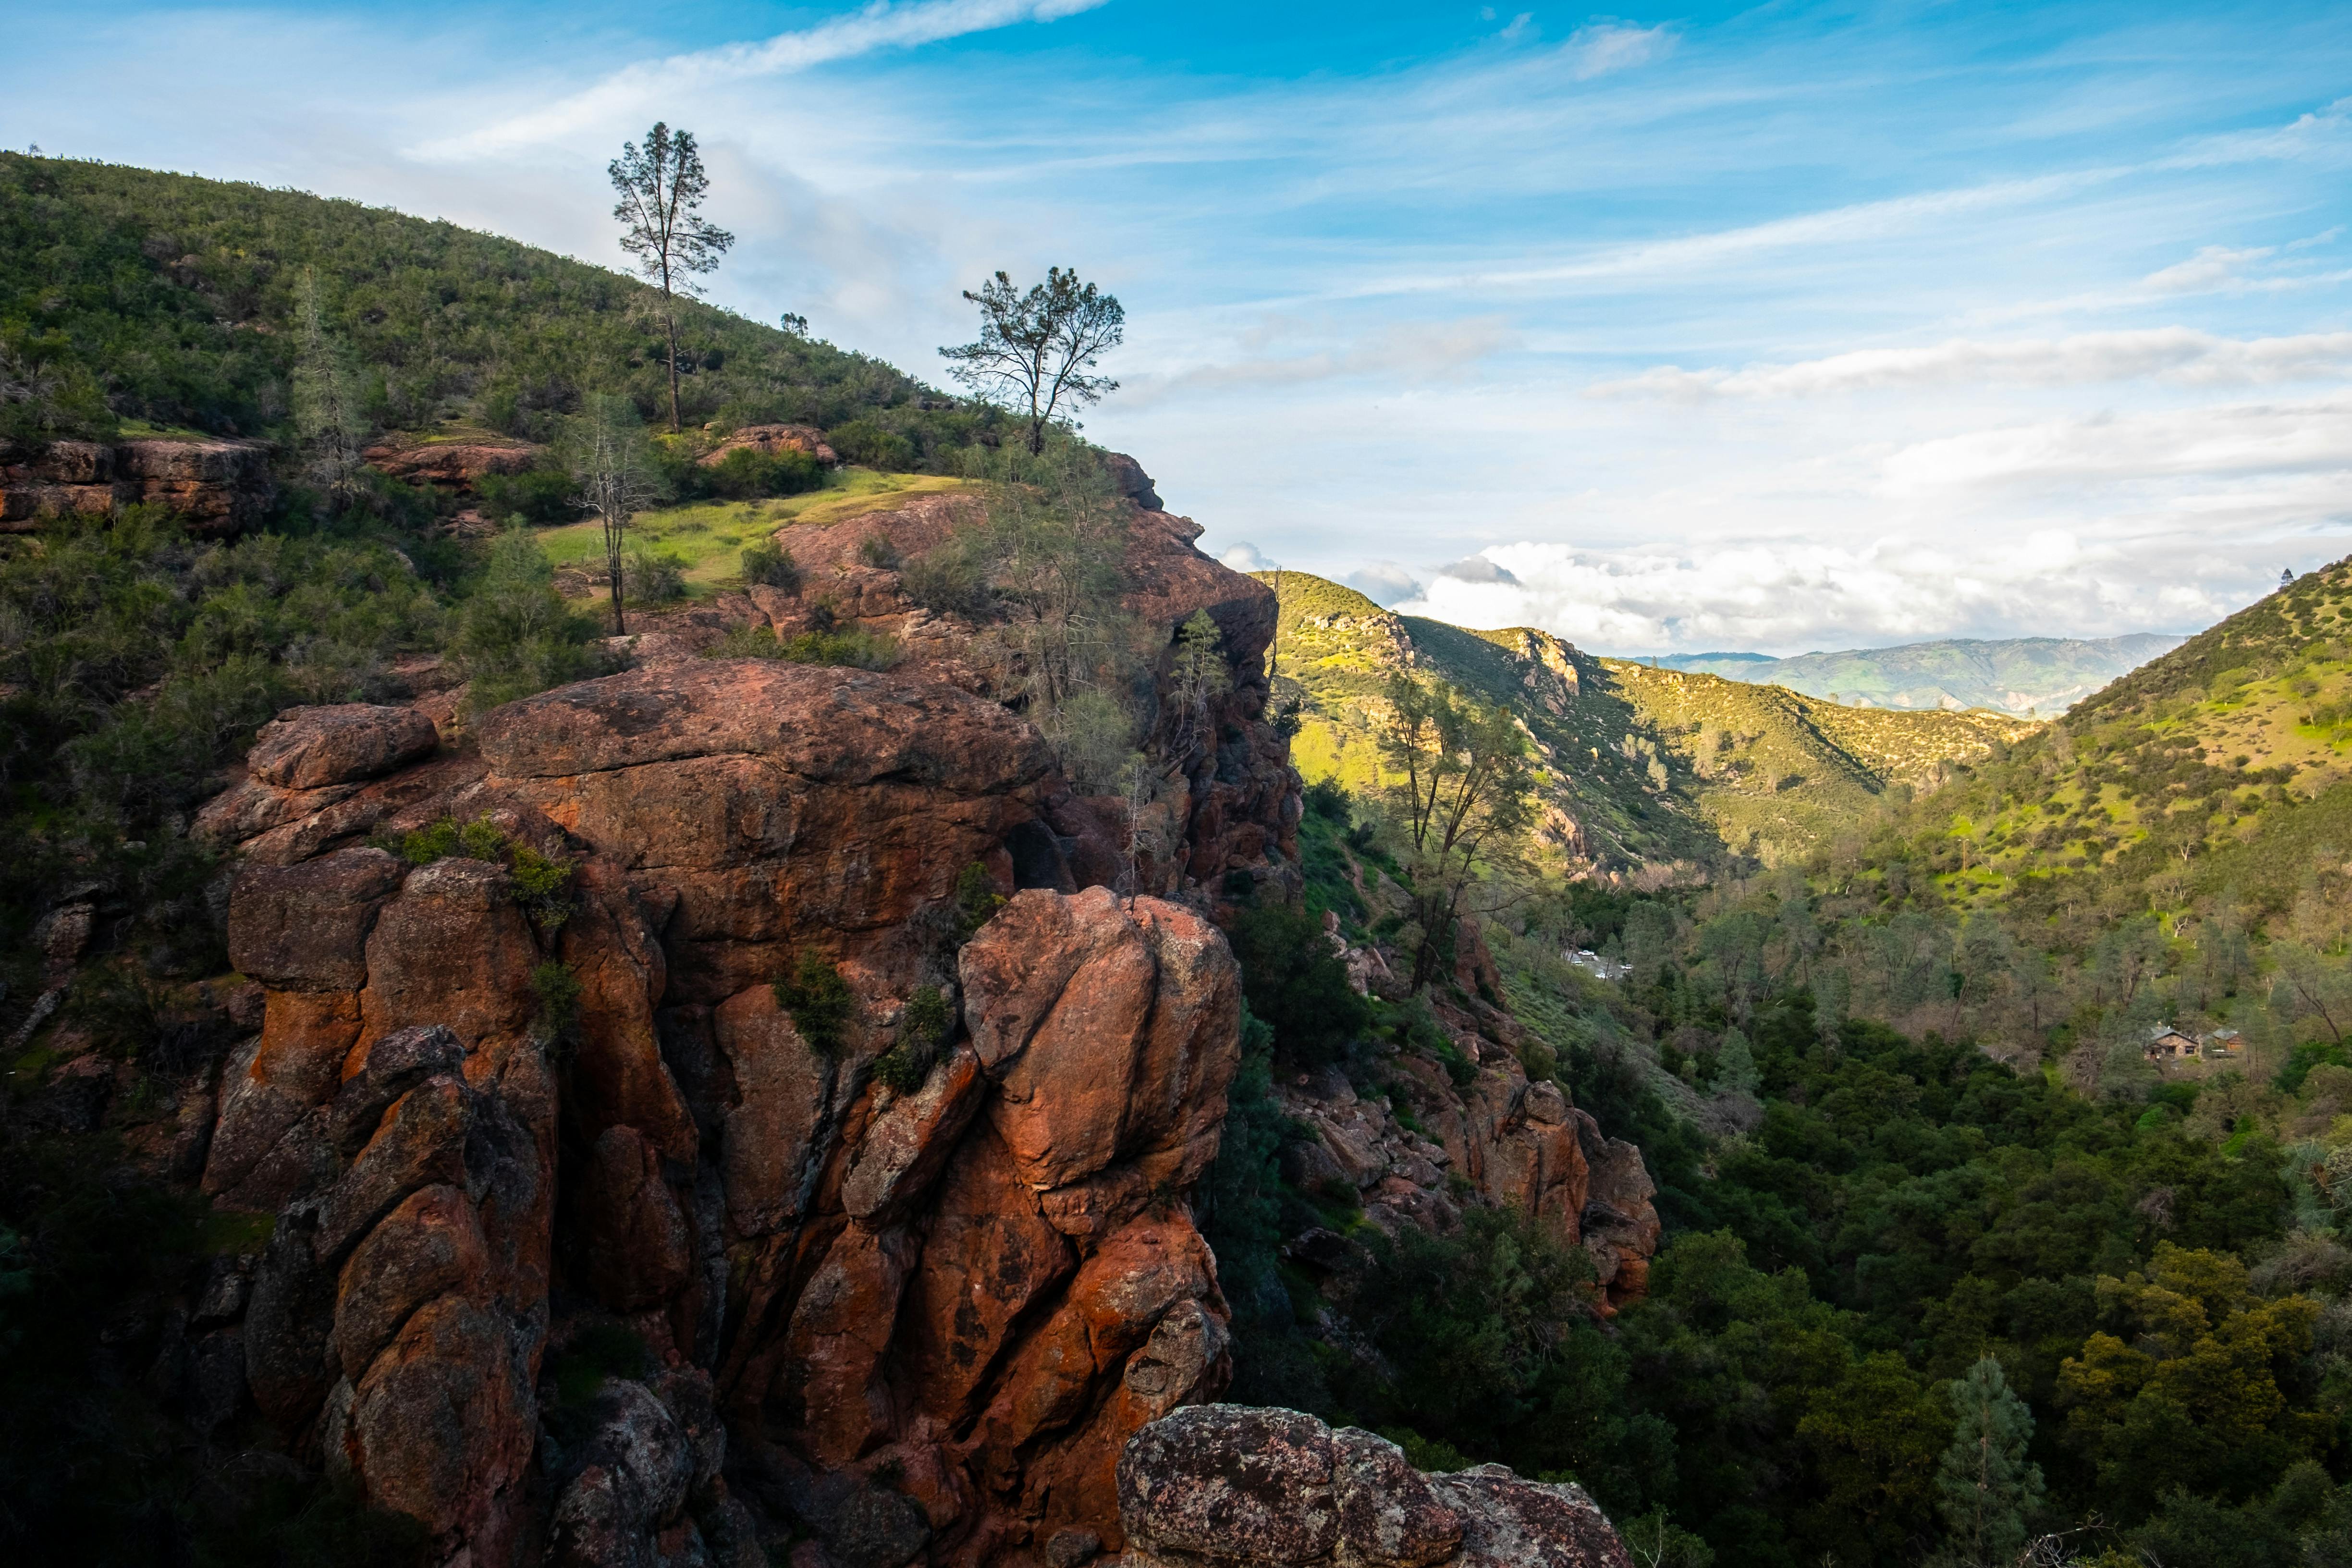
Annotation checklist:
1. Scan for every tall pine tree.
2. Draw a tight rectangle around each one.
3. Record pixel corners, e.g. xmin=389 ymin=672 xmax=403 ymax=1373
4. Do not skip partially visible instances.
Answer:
xmin=1935 ymin=1356 xmax=2044 ymax=1568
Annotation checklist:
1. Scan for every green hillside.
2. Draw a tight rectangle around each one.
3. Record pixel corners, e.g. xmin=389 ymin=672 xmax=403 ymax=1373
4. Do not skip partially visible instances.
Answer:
xmin=1262 ymin=571 xmax=2033 ymax=871
xmin=1883 ymin=557 xmax=2352 ymax=919
xmin=0 ymin=151 xmax=998 ymax=462
xmin=1660 ymin=632 xmax=2181 ymax=716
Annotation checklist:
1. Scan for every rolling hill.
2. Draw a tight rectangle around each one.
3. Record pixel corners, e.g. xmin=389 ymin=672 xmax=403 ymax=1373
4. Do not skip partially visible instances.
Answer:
xmin=1657 ymin=632 xmax=2182 ymax=716
xmin=1892 ymin=556 xmax=2352 ymax=917
xmin=0 ymin=151 xmax=995 ymax=464
xmin=1262 ymin=571 xmax=2034 ymax=873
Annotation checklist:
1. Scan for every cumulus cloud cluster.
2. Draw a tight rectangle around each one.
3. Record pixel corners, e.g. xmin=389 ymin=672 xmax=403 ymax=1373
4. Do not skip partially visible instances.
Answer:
xmin=1394 ymin=534 xmax=2252 ymax=656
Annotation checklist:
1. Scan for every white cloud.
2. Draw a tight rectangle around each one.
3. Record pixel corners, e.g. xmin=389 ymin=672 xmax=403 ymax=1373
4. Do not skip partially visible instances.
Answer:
xmin=419 ymin=0 xmax=1108 ymax=158
xmin=1882 ymin=393 xmax=2352 ymax=490
xmin=1345 ymin=563 xmax=1424 ymax=605
xmin=1589 ymin=329 xmax=2352 ymax=399
xmin=1123 ymin=317 xmax=1519 ymax=407
xmin=1434 ymin=554 xmax=1520 ymax=585
xmin=1220 ymin=542 xmax=1274 ymax=572
xmin=2144 ymin=245 xmax=2275 ymax=293
xmin=1391 ymin=534 xmax=2261 ymax=655
xmin=1562 ymin=23 xmax=1677 ymax=80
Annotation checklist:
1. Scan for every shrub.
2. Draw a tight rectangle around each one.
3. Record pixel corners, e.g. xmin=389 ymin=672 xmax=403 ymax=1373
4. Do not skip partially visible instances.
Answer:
xmin=392 ymin=815 xmax=576 ymax=930
xmin=875 ymin=984 xmax=955 ymax=1092
xmin=1043 ymin=688 xmax=1138 ymax=794
xmin=856 ymin=532 xmax=902 ymax=569
xmin=740 ymin=540 xmax=801 ymax=591
xmin=901 ymin=540 xmax=992 ymax=618
xmin=450 ymin=528 xmax=607 ymax=712
xmin=705 ymin=444 xmax=821 ymax=500
xmin=1227 ymin=902 xmax=1372 ymax=1070
xmin=475 ymin=463 xmax=577 ymax=524
xmin=509 ymin=843 xmax=578 ymax=931
xmin=1305 ymin=777 xmax=1352 ymax=822
xmin=954 ymin=861 xmax=1006 ymax=939
xmin=530 ymin=961 xmax=582 ymax=1041
xmin=624 ymin=547 xmax=686 ymax=606
xmin=829 ymin=419 xmax=917 ymax=470
xmin=774 ymin=952 xmax=855 ymax=1055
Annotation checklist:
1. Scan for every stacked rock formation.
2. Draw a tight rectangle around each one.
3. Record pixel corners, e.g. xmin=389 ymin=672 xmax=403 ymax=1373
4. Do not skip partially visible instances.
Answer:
xmin=138 ymin=462 xmax=1660 ymax=1566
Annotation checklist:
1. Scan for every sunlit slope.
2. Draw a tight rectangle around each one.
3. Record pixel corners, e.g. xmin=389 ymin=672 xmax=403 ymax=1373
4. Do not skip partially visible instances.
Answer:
xmin=1905 ymin=556 xmax=2352 ymax=914
xmin=1260 ymin=571 xmax=2033 ymax=871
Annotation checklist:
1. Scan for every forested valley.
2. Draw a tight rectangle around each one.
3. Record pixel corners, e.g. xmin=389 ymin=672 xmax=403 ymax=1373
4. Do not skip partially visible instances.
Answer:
xmin=1197 ymin=558 xmax=2352 ymax=1568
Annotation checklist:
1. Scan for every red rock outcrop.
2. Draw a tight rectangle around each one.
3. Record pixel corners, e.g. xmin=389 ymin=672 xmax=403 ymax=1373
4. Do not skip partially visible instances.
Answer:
xmin=1 ymin=434 xmax=274 ymax=534
xmin=183 ymin=626 xmax=1255 ymax=1564
xmin=1114 ymin=1406 xmax=1630 ymax=1568
xmin=147 ymin=450 xmax=1655 ymax=1566
xmin=700 ymin=423 xmax=839 ymax=467
xmin=362 ymin=437 xmax=544 ymax=494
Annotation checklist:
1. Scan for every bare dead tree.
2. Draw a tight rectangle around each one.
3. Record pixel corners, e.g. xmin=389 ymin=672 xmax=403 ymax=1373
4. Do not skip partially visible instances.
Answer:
xmin=571 ymin=394 xmax=661 ymax=635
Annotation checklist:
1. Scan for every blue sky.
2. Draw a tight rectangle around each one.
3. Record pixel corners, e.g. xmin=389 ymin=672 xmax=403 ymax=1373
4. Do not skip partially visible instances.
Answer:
xmin=9 ymin=1 xmax=2352 ymax=653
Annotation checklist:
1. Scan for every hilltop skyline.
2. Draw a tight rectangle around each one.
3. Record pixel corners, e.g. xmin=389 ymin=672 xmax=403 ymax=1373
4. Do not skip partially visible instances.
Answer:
xmin=9 ymin=0 xmax=2350 ymax=653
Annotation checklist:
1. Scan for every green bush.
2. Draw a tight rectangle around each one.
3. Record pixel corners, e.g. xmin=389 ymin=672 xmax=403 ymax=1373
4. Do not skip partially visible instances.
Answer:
xmin=449 ymin=528 xmax=606 ymax=712
xmin=704 ymin=444 xmax=822 ymax=500
xmin=623 ymin=546 xmax=686 ymax=606
xmin=474 ymin=464 xmax=577 ymax=524
xmin=740 ymin=540 xmax=801 ymax=591
xmin=954 ymin=861 xmax=1006 ymax=939
xmin=1227 ymin=902 xmax=1372 ymax=1070
xmin=530 ymin=961 xmax=582 ymax=1041
xmin=901 ymin=539 xmax=992 ymax=618
xmin=774 ymin=952 xmax=855 ymax=1055
xmin=875 ymin=984 xmax=955 ymax=1092
xmin=392 ymin=815 xmax=576 ymax=931
xmin=828 ymin=419 xmax=917 ymax=470
xmin=856 ymin=532 xmax=902 ymax=569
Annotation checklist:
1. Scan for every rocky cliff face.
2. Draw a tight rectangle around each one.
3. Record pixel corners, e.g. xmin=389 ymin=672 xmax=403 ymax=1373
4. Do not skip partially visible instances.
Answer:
xmin=50 ymin=466 xmax=1646 ymax=1568
xmin=1 ymin=434 xmax=274 ymax=533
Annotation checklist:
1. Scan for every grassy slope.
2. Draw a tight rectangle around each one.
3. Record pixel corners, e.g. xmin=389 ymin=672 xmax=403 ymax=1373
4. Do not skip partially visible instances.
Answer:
xmin=0 ymin=152 xmax=998 ymax=459
xmin=537 ymin=470 xmax=975 ymax=600
xmin=1900 ymin=557 xmax=2352 ymax=915
xmin=1262 ymin=570 xmax=2032 ymax=871
xmin=1663 ymin=633 xmax=2181 ymax=716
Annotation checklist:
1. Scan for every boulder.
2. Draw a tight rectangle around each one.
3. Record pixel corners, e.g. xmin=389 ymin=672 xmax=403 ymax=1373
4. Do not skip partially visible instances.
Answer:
xmin=246 ymin=704 xmax=439 ymax=791
xmin=1116 ymin=1407 xmax=1629 ymax=1568
xmin=959 ymin=888 xmax=1240 ymax=1203
xmin=227 ymin=848 xmax=406 ymax=992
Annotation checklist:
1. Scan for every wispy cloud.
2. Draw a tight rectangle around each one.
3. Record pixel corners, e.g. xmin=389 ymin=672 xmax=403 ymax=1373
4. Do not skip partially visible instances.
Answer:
xmin=1562 ymin=22 xmax=1677 ymax=80
xmin=419 ymin=0 xmax=1107 ymax=158
xmin=1882 ymin=393 xmax=2352 ymax=490
xmin=2144 ymin=245 xmax=2275 ymax=293
xmin=1123 ymin=317 xmax=1520 ymax=405
xmin=1590 ymin=329 xmax=2352 ymax=399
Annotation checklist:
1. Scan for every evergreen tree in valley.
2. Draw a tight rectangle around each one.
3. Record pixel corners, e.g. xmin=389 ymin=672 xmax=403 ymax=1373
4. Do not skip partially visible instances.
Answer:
xmin=1935 ymin=1357 xmax=2044 ymax=1568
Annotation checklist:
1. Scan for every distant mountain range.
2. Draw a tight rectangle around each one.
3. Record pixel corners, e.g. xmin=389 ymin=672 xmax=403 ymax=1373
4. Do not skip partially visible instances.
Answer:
xmin=1649 ymin=633 xmax=2185 ymax=716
